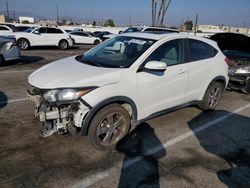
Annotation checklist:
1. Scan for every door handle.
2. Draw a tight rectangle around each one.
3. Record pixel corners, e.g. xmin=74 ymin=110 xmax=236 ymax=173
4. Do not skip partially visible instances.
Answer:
xmin=178 ymin=69 xmax=187 ymax=74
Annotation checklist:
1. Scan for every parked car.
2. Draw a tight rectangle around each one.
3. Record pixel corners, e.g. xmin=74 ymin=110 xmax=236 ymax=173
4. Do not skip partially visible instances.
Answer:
xmin=7 ymin=26 xmax=73 ymax=50
xmin=0 ymin=36 xmax=21 ymax=66
xmin=103 ymin=26 xmax=180 ymax=40
xmin=210 ymin=33 xmax=250 ymax=94
xmin=94 ymin=31 xmax=113 ymax=41
xmin=27 ymin=33 xmax=228 ymax=150
xmin=70 ymin=31 xmax=101 ymax=44
xmin=0 ymin=25 xmax=15 ymax=34
xmin=120 ymin=26 xmax=180 ymax=34
xmin=16 ymin=26 xmax=31 ymax=32
xmin=73 ymin=28 xmax=93 ymax=36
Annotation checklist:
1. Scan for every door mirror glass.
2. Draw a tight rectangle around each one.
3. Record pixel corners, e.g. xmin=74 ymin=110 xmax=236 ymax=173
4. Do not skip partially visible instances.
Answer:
xmin=144 ymin=61 xmax=167 ymax=71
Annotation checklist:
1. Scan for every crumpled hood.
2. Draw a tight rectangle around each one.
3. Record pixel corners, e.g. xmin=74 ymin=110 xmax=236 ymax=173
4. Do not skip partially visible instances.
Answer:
xmin=28 ymin=56 xmax=122 ymax=89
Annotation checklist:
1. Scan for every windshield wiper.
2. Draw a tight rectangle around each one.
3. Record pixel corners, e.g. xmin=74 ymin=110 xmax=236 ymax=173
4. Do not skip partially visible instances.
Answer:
xmin=75 ymin=55 xmax=104 ymax=67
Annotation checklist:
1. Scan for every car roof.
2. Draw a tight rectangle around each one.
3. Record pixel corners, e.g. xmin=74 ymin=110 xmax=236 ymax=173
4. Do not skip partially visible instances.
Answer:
xmin=119 ymin=32 xmax=218 ymax=48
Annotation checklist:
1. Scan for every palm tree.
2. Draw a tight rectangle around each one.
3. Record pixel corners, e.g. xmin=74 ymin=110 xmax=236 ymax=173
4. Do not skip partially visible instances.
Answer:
xmin=151 ymin=0 xmax=172 ymax=27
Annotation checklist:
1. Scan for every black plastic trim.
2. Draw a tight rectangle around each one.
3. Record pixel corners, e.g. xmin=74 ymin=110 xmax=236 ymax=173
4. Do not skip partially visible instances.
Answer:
xmin=136 ymin=100 xmax=201 ymax=125
xmin=81 ymin=96 xmax=138 ymax=136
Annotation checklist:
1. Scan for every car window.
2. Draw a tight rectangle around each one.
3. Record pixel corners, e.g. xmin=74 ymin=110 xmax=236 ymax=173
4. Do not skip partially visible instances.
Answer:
xmin=145 ymin=39 xmax=183 ymax=66
xmin=79 ymin=32 xmax=89 ymax=37
xmin=47 ymin=28 xmax=63 ymax=34
xmin=77 ymin=36 xmax=156 ymax=68
xmin=188 ymin=39 xmax=217 ymax=62
xmin=37 ymin=27 xmax=47 ymax=33
xmin=0 ymin=26 xmax=9 ymax=31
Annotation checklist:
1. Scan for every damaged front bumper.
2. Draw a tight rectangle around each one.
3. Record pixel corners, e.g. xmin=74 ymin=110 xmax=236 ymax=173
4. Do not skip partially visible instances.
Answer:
xmin=27 ymin=92 xmax=90 ymax=137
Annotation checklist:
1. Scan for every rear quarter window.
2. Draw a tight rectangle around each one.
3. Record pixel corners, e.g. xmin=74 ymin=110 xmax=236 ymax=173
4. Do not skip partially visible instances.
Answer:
xmin=188 ymin=39 xmax=218 ymax=62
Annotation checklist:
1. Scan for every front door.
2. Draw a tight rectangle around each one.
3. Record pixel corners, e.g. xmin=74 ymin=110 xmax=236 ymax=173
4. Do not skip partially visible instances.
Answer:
xmin=137 ymin=39 xmax=188 ymax=119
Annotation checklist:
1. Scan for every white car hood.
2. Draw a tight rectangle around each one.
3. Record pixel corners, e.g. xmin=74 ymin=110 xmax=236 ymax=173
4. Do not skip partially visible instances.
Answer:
xmin=28 ymin=56 xmax=122 ymax=89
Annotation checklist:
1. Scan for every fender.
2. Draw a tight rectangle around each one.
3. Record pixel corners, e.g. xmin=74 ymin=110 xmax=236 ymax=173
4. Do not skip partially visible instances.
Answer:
xmin=210 ymin=76 xmax=227 ymax=88
xmin=80 ymin=96 xmax=138 ymax=136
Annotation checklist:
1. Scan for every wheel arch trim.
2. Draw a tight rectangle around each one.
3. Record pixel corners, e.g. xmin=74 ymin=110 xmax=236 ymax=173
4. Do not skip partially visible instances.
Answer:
xmin=80 ymin=96 xmax=138 ymax=136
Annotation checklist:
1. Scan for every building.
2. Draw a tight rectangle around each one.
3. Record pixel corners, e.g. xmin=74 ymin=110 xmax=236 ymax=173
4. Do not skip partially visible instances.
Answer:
xmin=0 ymin=15 xmax=6 ymax=23
xmin=19 ymin=16 xmax=35 ymax=24
xmin=197 ymin=24 xmax=250 ymax=35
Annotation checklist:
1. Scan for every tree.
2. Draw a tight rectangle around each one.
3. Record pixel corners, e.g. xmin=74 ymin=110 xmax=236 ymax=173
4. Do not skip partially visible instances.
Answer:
xmin=22 ymin=20 xmax=29 ymax=24
xmin=104 ymin=19 xmax=115 ymax=27
xmin=92 ymin=21 xmax=96 ymax=26
xmin=151 ymin=0 xmax=172 ymax=27
xmin=184 ymin=20 xmax=193 ymax=31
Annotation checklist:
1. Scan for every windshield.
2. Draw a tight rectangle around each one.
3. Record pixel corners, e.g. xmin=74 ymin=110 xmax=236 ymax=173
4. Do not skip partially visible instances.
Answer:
xmin=25 ymin=27 xmax=38 ymax=33
xmin=76 ymin=36 xmax=156 ymax=68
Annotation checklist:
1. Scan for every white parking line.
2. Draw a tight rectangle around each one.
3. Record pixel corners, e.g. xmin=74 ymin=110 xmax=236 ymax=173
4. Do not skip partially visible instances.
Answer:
xmin=0 ymin=70 xmax=35 ymax=74
xmin=70 ymin=103 xmax=250 ymax=188
xmin=0 ymin=98 xmax=27 ymax=105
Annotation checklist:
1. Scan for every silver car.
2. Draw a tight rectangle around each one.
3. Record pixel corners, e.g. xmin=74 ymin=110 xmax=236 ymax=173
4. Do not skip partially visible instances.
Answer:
xmin=0 ymin=36 xmax=21 ymax=66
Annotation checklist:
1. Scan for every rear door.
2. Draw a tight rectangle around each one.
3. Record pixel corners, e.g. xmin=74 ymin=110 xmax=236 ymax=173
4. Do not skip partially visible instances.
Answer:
xmin=46 ymin=28 xmax=64 ymax=46
xmin=184 ymin=39 xmax=218 ymax=102
xmin=78 ymin=32 xmax=93 ymax=44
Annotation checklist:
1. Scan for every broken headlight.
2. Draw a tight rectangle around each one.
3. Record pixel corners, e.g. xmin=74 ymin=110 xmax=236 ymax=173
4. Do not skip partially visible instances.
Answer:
xmin=43 ymin=88 xmax=96 ymax=103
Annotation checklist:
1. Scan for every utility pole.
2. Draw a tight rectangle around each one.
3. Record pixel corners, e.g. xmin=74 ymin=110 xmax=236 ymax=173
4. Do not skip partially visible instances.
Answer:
xmin=129 ymin=12 xmax=131 ymax=26
xmin=12 ymin=10 xmax=15 ymax=22
xmin=6 ymin=1 xmax=9 ymax=21
xmin=56 ymin=6 xmax=59 ymax=24
xmin=194 ymin=12 xmax=199 ymax=36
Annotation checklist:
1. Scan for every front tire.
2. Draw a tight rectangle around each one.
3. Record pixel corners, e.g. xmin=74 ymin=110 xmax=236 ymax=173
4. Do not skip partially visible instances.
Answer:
xmin=58 ymin=40 xmax=68 ymax=50
xmin=199 ymin=82 xmax=224 ymax=111
xmin=88 ymin=104 xmax=131 ymax=150
xmin=17 ymin=38 xmax=30 ymax=50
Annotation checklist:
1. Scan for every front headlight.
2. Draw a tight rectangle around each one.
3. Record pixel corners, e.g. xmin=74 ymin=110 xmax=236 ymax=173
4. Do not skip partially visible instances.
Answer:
xmin=43 ymin=88 xmax=95 ymax=103
xmin=235 ymin=67 xmax=250 ymax=74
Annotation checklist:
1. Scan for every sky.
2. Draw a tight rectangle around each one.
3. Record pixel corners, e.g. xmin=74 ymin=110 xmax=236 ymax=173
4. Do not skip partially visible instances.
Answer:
xmin=0 ymin=0 xmax=250 ymax=27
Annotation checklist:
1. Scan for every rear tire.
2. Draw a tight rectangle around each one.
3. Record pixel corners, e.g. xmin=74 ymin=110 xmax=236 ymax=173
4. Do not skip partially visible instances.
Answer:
xmin=58 ymin=40 xmax=68 ymax=50
xmin=88 ymin=104 xmax=131 ymax=151
xmin=0 ymin=55 xmax=5 ymax=66
xmin=199 ymin=82 xmax=224 ymax=111
xmin=17 ymin=38 xmax=30 ymax=50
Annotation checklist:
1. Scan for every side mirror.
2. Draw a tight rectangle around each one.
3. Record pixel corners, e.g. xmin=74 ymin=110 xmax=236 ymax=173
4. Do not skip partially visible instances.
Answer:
xmin=119 ymin=30 xmax=123 ymax=34
xmin=144 ymin=61 xmax=167 ymax=71
xmin=33 ymin=30 xmax=40 ymax=34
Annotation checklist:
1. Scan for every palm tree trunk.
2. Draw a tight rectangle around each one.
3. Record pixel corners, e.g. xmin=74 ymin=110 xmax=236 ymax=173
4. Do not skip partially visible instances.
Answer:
xmin=160 ymin=0 xmax=171 ymax=27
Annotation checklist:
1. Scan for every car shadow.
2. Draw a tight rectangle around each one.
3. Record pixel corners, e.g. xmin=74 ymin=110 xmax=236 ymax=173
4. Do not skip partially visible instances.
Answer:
xmin=1 ymin=56 xmax=45 ymax=66
xmin=0 ymin=91 xmax=8 ymax=109
xmin=188 ymin=110 xmax=250 ymax=187
xmin=116 ymin=122 xmax=166 ymax=188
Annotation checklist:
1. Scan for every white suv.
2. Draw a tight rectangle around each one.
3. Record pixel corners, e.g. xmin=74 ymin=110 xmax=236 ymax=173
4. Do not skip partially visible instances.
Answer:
xmin=28 ymin=33 xmax=228 ymax=150
xmin=9 ymin=26 xmax=73 ymax=50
